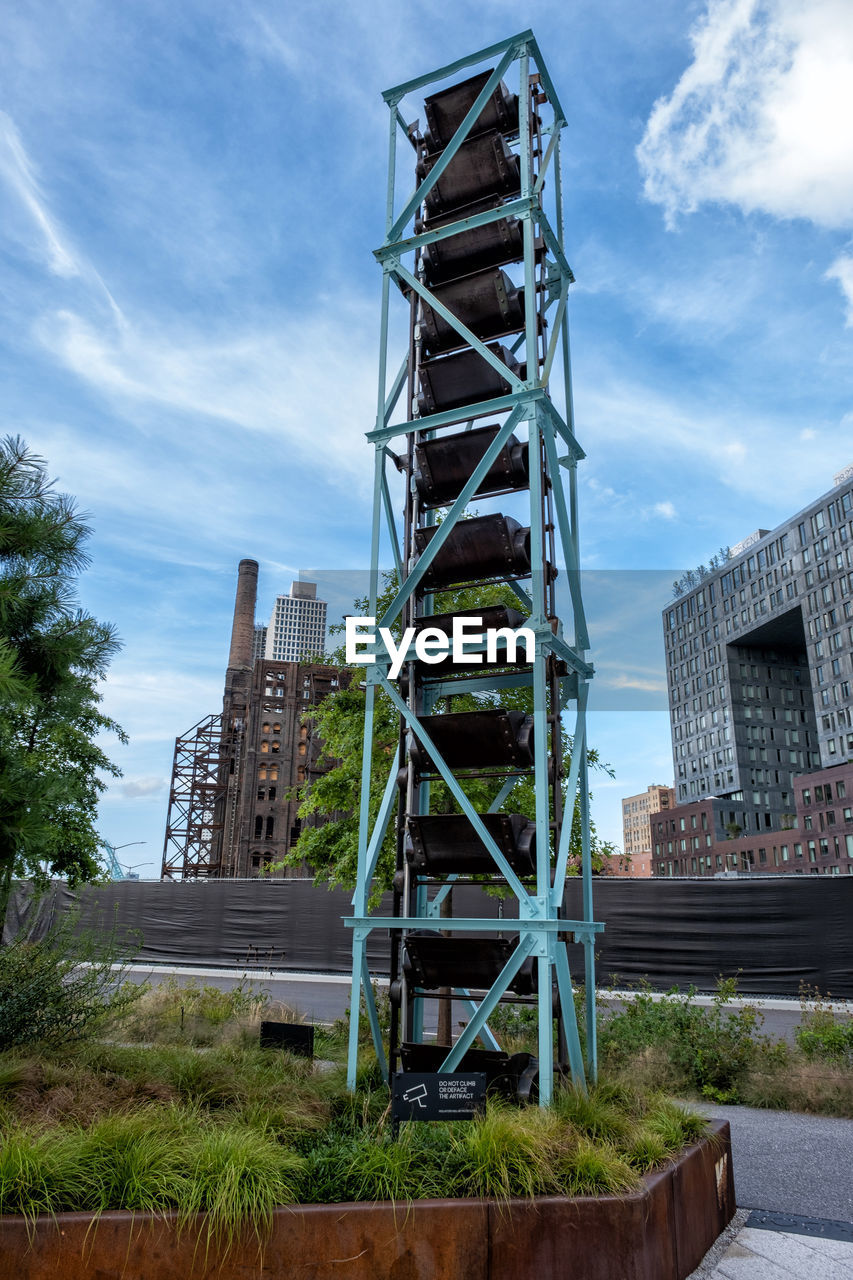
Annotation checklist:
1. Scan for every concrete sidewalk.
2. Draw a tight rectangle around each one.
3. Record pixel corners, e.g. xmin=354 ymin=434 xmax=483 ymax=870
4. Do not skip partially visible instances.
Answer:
xmin=697 ymin=1212 xmax=853 ymax=1278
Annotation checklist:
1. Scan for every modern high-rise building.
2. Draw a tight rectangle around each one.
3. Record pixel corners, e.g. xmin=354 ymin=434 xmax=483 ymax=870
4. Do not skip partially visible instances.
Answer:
xmin=161 ymin=561 xmax=347 ymax=881
xmin=662 ymin=466 xmax=853 ymax=841
xmin=618 ymin=784 xmax=675 ymax=877
xmin=252 ymin=624 xmax=267 ymax=662
xmin=264 ymin=582 xmax=327 ymax=663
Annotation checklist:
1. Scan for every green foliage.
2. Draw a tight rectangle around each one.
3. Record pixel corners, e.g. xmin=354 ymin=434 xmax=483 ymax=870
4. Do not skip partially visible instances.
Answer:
xmin=599 ymin=979 xmax=768 ymax=1103
xmin=0 ymin=436 xmax=124 ymax=918
xmin=0 ymin=916 xmax=143 ymax=1052
xmin=280 ymin=571 xmax=618 ymax=891
xmin=795 ymin=990 xmax=853 ymax=1066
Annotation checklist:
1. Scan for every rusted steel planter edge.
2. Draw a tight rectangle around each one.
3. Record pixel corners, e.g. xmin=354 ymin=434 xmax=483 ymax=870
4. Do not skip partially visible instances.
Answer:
xmin=0 ymin=1121 xmax=735 ymax=1280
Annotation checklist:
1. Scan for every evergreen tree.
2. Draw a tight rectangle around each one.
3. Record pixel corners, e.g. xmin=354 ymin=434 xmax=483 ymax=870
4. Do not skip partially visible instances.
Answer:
xmin=0 ymin=437 xmax=125 ymax=921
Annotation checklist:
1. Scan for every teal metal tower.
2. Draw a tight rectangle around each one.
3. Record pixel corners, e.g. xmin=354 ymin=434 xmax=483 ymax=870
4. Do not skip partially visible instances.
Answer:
xmin=346 ymin=31 xmax=601 ymax=1106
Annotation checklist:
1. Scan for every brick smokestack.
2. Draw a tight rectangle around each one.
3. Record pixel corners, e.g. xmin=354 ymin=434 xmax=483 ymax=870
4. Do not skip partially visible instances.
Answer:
xmin=227 ymin=558 xmax=259 ymax=671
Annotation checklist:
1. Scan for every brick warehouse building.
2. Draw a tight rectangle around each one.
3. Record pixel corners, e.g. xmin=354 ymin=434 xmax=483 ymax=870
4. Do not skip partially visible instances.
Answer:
xmin=662 ymin=464 xmax=853 ymax=838
xmin=649 ymin=757 xmax=853 ymax=876
xmin=161 ymin=560 xmax=348 ymax=880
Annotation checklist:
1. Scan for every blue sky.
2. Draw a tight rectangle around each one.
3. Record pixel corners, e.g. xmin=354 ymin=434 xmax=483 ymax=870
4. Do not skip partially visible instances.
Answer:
xmin=2 ymin=1 xmax=851 ymax=878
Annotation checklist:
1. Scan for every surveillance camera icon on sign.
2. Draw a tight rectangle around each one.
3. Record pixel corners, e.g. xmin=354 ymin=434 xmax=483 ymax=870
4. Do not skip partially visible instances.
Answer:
xmin=402 ymin=1083 xmax=428 ymax=1108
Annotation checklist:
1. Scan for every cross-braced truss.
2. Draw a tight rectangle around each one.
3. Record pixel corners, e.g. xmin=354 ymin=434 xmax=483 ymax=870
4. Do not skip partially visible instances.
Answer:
xmin=346 ymin=31 xmax=602 ymax=1106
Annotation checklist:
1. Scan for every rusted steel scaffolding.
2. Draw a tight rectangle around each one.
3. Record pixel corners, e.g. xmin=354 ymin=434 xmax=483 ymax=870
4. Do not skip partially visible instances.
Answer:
xmin=160 ymin=713 xmax=239 ymax=879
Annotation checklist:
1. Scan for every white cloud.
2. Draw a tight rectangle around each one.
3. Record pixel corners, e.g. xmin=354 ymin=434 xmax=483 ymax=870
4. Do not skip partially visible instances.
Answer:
xmin=825 ymin=254 xmax=853 ymax=324
xmin=638 ymin=0 xmax=853 ymax=229
xmin=103 ymin=668 xmax=223 ymax=745
xmin=119 ymin=776 xmax=169 ymax=799
xmin=652 ymin=500 xmax=677 ymax=519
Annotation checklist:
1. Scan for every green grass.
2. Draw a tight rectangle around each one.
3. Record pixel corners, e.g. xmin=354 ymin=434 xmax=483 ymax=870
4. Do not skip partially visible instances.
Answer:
xmin=0 ymin=1032 xmax=709 ymax=1232
xmin=0 ymin=966 xmax=726 ymax=1239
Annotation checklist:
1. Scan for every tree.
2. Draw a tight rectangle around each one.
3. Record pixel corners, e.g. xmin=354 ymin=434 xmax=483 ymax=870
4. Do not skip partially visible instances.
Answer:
xmin=280 ymin=573 xmax=618 ymax=891
xmin=0 ymin=437 xmax=125 ymax=922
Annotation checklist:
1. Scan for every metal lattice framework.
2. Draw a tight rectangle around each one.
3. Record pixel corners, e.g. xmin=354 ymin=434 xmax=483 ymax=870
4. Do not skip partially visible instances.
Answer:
xmin=161 ymin=713 xmax=235 ymax=880
xmin=346 ymin=31 xmax=601 ymax=1106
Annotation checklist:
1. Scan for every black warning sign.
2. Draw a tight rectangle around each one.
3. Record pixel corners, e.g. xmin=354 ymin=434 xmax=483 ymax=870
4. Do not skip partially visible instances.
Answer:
xmin=391 ymin=1071 xmax=487 ymax=1122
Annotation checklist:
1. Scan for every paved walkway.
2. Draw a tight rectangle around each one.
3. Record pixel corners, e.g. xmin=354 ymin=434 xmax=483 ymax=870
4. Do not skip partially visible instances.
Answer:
xmin=689 ymin=1106 xmax=853 ymax=1279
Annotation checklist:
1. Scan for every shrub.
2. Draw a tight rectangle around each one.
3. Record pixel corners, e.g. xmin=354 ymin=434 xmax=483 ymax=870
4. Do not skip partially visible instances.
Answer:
xmin=795 ymin=989 xmax=853 ymax=1066
xmin=600 ymin=979 xmax=766 ymax=1102
xmin=0 ymin=915 xmax=142 ymax=1052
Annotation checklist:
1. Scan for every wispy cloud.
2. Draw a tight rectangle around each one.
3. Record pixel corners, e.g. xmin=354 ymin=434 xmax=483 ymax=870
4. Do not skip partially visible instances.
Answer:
xmin=602 ymin=672 xmax=668 ymax=693
xmin=578 ymin=372 xmax=835 ymax=508
xmin=0 ymin=110 xmax=80 ymax=278
xmin=0 ymin=110 xmax=123 ymax=319
xmin=35 ymin=302 xmax=381 ymax=492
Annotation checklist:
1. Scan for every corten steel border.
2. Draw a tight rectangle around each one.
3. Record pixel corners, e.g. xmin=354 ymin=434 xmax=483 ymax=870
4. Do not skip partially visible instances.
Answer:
xmin=0 ymin=1123 xmax=734 ymax=1280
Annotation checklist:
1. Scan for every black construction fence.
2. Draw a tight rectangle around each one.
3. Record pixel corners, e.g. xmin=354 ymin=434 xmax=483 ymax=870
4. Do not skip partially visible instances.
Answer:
xmin=4 ymin=876 xmax=851 ymax=999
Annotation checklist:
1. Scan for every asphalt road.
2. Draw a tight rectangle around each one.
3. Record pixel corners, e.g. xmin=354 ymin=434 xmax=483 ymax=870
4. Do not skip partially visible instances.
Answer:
xmin=696 ymin=1103 xmax=853 ymax=1223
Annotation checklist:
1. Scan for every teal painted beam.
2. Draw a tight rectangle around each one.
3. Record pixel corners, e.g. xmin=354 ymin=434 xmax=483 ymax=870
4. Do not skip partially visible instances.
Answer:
xmin=382 ymin=30 xmax=532 ymax=102
xmin=367 ymin=387 xmax=545 ymax=444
